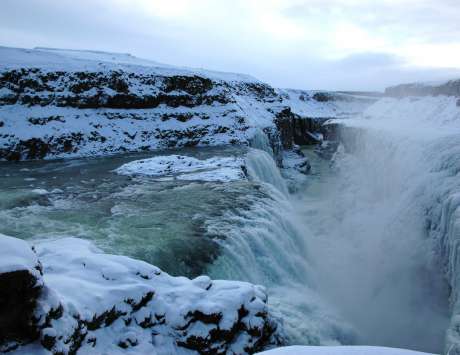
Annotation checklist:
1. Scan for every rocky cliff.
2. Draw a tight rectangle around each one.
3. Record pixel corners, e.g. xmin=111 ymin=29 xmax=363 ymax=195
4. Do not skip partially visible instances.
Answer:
xmin=0 ymin=47 xmax=371 ymax=164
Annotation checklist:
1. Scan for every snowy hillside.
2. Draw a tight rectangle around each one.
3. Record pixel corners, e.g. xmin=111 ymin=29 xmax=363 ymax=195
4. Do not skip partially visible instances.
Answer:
xmin=0 ymin=46 xmax=283 ymax=161
xmin=0 ymin=46 xmax=371 ymax=162
xmin=0 ymin=46 xmax=258 ymax=83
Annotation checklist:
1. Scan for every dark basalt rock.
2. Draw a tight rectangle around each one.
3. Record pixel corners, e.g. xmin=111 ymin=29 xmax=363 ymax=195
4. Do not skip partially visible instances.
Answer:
xmin=312 ymin=92 xmax=333 ymax=102
xmin=28 ymin=116 xmax=65 ymax=125
xmin=274 ymin=107 xmax=329 ymax=149
xmin=0 ymin=68 xmax=230 ymax=109
xmin=0 ymin=270 xmax=43 ymax=347
xmin=0 ymin=240 xmax=44 ymax=353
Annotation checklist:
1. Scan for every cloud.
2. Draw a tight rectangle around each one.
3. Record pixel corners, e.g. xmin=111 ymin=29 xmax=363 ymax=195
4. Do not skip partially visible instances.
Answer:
xmin=0 ymin=0 xmax=459 ymax=91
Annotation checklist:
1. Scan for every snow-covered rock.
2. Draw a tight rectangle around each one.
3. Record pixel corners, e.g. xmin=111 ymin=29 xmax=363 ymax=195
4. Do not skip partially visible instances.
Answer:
xmin=0 ymin=235 xmax=44 ymax=353
xmin=0 ymin=46 xmax=283 ymax=161
xmin=0 ymin=46 xmax=371 ymax=162
xmin=277 ymin=89 xmax=376 ymax=120
xmin=0 ymin=235 xmax=280 ymax=354
xmin=115 ymin=154 xmax=245 ymax=182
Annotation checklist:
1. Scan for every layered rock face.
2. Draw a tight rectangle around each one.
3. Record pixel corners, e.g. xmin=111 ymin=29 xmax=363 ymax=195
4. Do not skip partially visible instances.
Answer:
xmin=0 ymin=47 xmax=373 ymax=163
xmin=0 ymin=235 xmax=280 ymax=354
xmin=0 ymin=47 xmax=286 ymax=161
xmin=273 ymin=89 xmax=375 ymax=151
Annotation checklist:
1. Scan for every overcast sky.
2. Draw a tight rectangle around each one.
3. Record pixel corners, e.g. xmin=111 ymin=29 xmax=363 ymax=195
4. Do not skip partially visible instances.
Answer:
xmin=1 ymin=0 xmax=460 ymax=91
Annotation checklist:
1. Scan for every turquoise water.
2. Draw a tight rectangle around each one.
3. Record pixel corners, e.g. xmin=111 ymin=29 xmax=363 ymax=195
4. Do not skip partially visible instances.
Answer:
xmin=0 ymin=146 xmax=260 ymax=277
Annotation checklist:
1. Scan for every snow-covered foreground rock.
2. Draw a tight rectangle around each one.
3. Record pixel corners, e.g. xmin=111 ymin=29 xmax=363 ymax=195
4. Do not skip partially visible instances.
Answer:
xmin=257 ymin=346 xmax=436 ymax=355
xmin=0 ymin=234 xmax=280 ymax=354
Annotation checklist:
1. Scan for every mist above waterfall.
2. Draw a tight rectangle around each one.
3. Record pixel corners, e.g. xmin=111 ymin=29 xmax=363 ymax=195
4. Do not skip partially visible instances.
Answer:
xmin=294 ymin=96 xmax=460 ymax=352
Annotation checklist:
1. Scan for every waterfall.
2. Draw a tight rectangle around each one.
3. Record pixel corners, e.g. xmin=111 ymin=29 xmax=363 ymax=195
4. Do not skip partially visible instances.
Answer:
xmin=249 ymin=128 xmax=274 ymax=157
xmin=208 ymin=96 xmax=460 ymax=352
xmin=207 ymin=147 xmax=356 ymax=345
xmin=244 ymin=148 xmax=288 ymax=195
xmin=308 ymin=96 xmax=459 ymax=353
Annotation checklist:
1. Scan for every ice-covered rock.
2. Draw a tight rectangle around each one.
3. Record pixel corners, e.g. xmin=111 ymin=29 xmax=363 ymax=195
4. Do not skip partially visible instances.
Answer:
xmin=0 ymin=235 xmax=280 ymax=354
xmin=115 ymin=154 xmax=245 ymax=182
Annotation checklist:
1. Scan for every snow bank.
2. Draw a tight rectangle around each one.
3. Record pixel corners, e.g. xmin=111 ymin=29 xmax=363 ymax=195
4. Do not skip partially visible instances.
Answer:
xmin=0 ymin=234 xmax=40 ymax=274
xmin=115 ymin=154 xmax=245 ymax=182
xmin=0 ymin=46 xmax=258 ymax=83
xmin=257 ymin=346 xmax=436 ymax=355
xmin=0 ymin=235 xmax=279 ymax=354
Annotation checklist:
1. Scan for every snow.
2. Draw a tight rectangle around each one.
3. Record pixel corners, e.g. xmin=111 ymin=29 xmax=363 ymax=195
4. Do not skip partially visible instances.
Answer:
xmin=0 ymin=233 xmax=40 ymax=274
xmin=0 ymin=45 xmax=286 ymax=160
xmin=277 ymin=89 xmax=374 ymax=119
xmin=0 ymin=104 xmax=252 ymax=160
xmin=0 ymin=46 xmax=258 ymax=83
xmin=257 ymin=346 xmax=436 ymax=355
xmin=2 ymin=235 xmax=276 ymax=354
xmin=115 ymin=154 xmax=245 ymax=182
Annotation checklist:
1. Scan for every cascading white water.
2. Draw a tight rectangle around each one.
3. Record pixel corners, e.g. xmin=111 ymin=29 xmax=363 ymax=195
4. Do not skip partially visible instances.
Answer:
xmin=208 ymin=96 xmax=460 ymax=353
xmin=249 ymin=128 xmax=275 ymax=157
xmin=244 ymin=148 xmax=288 ymax=195
xmin=208 ymin=147 xmax=356 ymax=345
xmin=298 ymin=96 xmax=460 ymax=353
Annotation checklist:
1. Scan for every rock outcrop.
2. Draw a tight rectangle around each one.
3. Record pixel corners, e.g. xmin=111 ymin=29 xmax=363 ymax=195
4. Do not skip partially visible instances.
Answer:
xmin=0 ymin=235 xmax=44 ymax=353
xmin=0 ymin=47 xmax=372 ymax=163
xmin=0 ymin=47 xmax=287 ymax=162
xmin=0 ymin=235 xmax=281 ymax=354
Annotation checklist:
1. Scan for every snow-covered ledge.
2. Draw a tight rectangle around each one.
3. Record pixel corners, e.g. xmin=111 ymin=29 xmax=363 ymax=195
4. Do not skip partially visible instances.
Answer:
xmin=0 ymin=235 xmax=280 ymax=354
